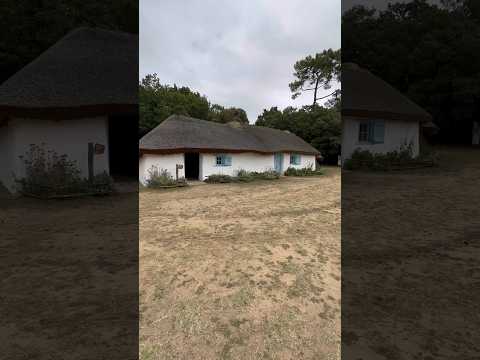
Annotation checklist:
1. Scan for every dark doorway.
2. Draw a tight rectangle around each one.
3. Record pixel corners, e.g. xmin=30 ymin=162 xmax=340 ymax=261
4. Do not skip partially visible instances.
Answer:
xmin=184 ymin=152 xmax=199 ymax=180
xmin=108 ymin=114 xmax=138 ymax=180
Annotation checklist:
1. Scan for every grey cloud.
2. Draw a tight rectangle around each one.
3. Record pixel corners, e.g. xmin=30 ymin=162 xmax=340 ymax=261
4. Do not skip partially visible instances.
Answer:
xmin=140 ymin=0 xmax=341 ymax=122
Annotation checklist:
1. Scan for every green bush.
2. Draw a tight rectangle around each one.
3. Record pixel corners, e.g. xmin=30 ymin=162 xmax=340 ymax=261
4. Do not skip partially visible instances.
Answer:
xmin=205 ymin=174 xmax=233 ymax=183
xmin=15 ymin=144 xmax=114 ymax=197
xmin=205 ymin=170 xmax=280 ymax=183
xmin=342 ymin=143 xmax=422 ymax=171
xmin=250 ymin=170 xmax=280 ymax=180
xmin=146 ymin=166 xmax=186 ymax=188
xmin=284 ymin=165 xmax=323 ymax=176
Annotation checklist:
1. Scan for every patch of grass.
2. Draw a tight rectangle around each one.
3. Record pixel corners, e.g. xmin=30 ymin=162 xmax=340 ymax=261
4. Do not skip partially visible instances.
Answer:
xmin=229 ymin=318 xmax=249 ymax=328
xmin=140 ymin=345 xmax=158 ymax=360
xmin=295 ymin=247 xmax=308 ymax=257
xmin=230 ymin=287 xmax=254 ymax=308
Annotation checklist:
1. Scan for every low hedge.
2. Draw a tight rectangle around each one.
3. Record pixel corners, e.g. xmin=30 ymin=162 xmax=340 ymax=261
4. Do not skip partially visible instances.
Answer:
xmin=284 ymin=166 xmax=324 ymax=176
xmin=205 ymin=170 xmax=280 ymax=183
xmin=343 ymin=147 xmax=436 ymax=171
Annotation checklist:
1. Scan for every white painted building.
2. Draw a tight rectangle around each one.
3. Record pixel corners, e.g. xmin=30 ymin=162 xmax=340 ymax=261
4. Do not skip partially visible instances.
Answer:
xmin=0 ymin=117 xmax=110 ymax=193
xmin=139 ymin=115 xmax=320 ymax=183
xmin=0 ymin=28 xmax=138 ymax=194
xmin=341 ymin=63 xmax=434 ymax=162
xmin=342 ymin=116 xmax=420 ymax=160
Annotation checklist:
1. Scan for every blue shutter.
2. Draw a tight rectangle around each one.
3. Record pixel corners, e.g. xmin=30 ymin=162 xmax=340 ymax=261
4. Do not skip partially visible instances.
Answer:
xmin=225 ymin=155 xmax=232 ymax=166
xmin=367 ymin=121 xmax=375 ymax=143
xmin=373 ymin=120 xmax=385 ymax=144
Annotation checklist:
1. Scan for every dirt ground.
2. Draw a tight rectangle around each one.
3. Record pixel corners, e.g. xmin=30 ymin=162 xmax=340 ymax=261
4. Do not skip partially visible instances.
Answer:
xmin=342 ymin=147 xmax=480 ymax=360
xmin=140 ymin=167 xmax=341 ymax=360
xmin=0 ymin=192 xmax=138 ymax=359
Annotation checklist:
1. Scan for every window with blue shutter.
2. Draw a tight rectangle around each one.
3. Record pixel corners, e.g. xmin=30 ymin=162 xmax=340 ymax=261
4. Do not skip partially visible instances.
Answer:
xmin=215 ymin=154 xmax=232 ymax=166
xmin=372 ymin=120 xmax=385 ymax=144
xmin=290 ymin=154 xmax=301 ymax=165
xmin=358 ymin=120 xmax=385 ymax=144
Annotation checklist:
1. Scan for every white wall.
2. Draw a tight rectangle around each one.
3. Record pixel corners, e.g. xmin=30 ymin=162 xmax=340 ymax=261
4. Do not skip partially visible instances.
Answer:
xmin=139 ymin=153 xmax=185 ymax=185
xmin=200 ymin=152 xmax=316 ymax=180
xmin=282 ymin=153 xmax=316 ymax=172
xmin=342 ymin=116 xmax=419 ymax=161
xmin=0 ymin=122 xmax=13 ymax=191
xmin=138 ymin=151 xmax=318 ymax=184
xmin=3 ymin=117 xmax=109 ymax=193
xmin=200 ymin=152 xmax=274 ymax=180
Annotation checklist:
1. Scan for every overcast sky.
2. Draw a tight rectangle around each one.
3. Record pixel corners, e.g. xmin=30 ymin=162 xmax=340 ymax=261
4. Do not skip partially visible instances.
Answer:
xmin=140 ymin=0 xmax=340 ymax=123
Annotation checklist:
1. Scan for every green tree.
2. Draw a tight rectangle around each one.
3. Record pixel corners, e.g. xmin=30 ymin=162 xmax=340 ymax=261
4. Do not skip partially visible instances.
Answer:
xmin=289 ymin=49 xmax=341 ymax=105
xmin=208 ymin=107 xmax=249 ymax=124
xmin=256 ymin=105 xmax=341 ymax=164
xmin=139 ymin=74 xmax=210 ymax=136
xmin=139 ymin=74 xmax=249 ymax=136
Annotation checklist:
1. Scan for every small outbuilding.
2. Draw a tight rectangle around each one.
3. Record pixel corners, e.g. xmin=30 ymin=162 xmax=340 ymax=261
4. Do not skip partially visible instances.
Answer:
xmin=341 ymin=63 xmax=435 ymax=161
xmin=0 ymin=27 xmax=138 ymax=193
xmin=139 ymin=115 xmax=320 ymax=183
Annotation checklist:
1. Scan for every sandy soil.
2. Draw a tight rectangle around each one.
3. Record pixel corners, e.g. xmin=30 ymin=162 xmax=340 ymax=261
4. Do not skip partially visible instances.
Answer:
xmin=342 ymin=147 xmax=480 ymax=360
xmin=0 ymin=192 xmax=138 ymax=359
xmin=140 ymin=167 xmax=340 ymax=360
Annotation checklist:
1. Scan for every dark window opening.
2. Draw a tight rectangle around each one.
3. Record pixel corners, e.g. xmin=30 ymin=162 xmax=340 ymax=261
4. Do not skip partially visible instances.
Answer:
xmin=185 ymin=152 xmax=199 ymax=180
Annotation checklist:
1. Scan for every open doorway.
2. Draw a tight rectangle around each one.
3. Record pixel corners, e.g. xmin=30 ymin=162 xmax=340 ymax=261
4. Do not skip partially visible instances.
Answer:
xmin=108 ymin=114 xmax=138 ymax=180
xmin=184 ymin=152 xmax=199 ymax=180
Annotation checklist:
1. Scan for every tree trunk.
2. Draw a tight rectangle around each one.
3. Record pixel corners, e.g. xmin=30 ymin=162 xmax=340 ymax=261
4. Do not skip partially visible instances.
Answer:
xmin=313 ymin=76 xmax=320 ymax=105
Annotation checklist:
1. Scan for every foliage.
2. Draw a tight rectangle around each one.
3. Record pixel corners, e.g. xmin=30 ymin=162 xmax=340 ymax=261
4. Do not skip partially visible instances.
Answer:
xmin=207 ymin=106 xmax=249 ymax=125
xmin=342 ymin=0 xmax=480 ymax=144
xmin=235 ymin=169 xmax=280 ymax=182
xmin=0 ymin=0 xmax=137 ymax=84
xmin=15 ymin=144 xmax=114 ymax=197
xmin=342 ymin=143 xmax=435 ymax=171
xmin=205 ymin=170 xmax=280 ymax=184
xmin=145 ymin=166 xmax=186 ymax=188
xmin=284 ymin=166 xmax=324 ymax=177
xmin=256 ymin=104 xmax=341 ymax=164
xmin=204 ymin=174 xmax=233 ymax=183
xmin=289 ymin=49 xmax=341 ymax=105
xmin=139 ymin=74 xmax=249 ymax=136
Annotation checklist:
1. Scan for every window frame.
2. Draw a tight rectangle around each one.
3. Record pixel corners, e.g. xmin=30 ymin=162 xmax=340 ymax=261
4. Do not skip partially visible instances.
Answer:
xmin=215 ymin=154 xmax=232 ymax=167
xmin=290 ymin=153 xmax=301 ymax=165
xmin=358 ymin=120 xmax=385 ymax=144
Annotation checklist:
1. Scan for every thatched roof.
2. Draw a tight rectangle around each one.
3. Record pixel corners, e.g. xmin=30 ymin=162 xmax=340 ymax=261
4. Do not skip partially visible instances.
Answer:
xmin=342 ymin=63 xmax=433 ymax=123
xmin=0 ymin=27 xmax=138 ymax=118
xmin=140 ymin=115 xmax=320 ymax=156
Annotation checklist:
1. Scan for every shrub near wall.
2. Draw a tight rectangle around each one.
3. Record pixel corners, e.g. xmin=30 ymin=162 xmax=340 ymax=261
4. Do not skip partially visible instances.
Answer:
xmin=145 ymin=166 xmax=187 ymax=188
xmin=15 ymin=144 xmax=114 ymax=198
xmin=205 ymin=170 xmax=280 ymax=183
xmin=343 ymin=144 xmax=436 ymax=171
xmin=284 ymin=165 xmax=324 ymax=176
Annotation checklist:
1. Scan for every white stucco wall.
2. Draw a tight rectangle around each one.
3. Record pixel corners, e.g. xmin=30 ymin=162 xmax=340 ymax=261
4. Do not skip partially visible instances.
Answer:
xmin=0 ymin=123 xmax=13 ymax=191
xmin=3 ymin=117 xmax=109 ymax=193
xmin=139 ymin=153 xmax=185 ymax=185
xmin=282 ymin=153 xmax=316 ymax=172
xmin=201 ymin=152 xmax=316 ymax=180
xmin=138 ymin=151 xmax=317 ymax=184
xmin=341 ymin=116 xmax=419 ymax=161
xmin=200 ymin=152 xmax=275 ymax=180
